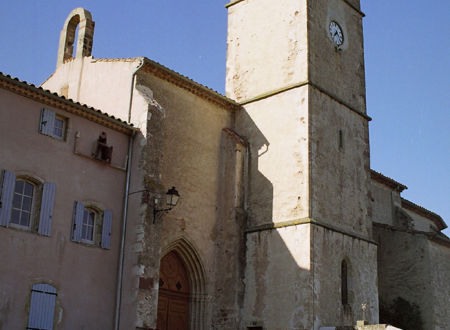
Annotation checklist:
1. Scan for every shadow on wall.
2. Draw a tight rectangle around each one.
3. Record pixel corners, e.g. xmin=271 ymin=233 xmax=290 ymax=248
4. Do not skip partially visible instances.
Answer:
xmin=380 ymin=297 xmax=423 ymax=330
xmin=217 ymin=110 xmax=368 ymax=328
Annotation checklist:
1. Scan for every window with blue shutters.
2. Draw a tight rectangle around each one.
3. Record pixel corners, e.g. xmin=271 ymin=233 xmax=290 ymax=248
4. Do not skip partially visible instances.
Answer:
xmin=0 ymin=169 xmax=55 ymax=236
xmin=39 ymin=108 xmax=67 ymax=140
xmin=71 ymin=201 xmax=112 ymax=249
xmin=27 ymin=283 xmax=57 ymax=330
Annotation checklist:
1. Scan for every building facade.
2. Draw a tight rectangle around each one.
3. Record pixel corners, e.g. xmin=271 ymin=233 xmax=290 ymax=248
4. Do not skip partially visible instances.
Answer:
xmin=0 ymin=72 xmax=135 ymax=329
xmin=1 ymin=1 xmax=449 ymax=329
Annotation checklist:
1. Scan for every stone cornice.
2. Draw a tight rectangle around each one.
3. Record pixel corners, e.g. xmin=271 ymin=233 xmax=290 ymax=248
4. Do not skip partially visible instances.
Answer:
xmin=0 ymin=73 xmax=136 ymax=135
xmin=225 ymin=0 xmax=365 ymax=17
xmin=238 ymin=80 xmax=371 ymax=121
xmin=225 ymin=0 xmax=245 ymax=9
xmin=373 ymin=222 xmax=450 ymax=248
xmin=246 ymin=217 xmax=377 ymax=245
xmin=341 ymin=0 xmax=365 ymax=17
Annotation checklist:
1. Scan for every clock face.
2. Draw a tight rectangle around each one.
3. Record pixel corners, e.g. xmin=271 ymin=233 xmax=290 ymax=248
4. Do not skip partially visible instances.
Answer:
xmin=329 ymin=21 xmax=344 ymax=46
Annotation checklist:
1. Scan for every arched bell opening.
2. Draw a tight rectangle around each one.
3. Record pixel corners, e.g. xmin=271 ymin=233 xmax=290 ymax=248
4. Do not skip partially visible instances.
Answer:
xmin=57 ymin=7 xmax=95 ymax=67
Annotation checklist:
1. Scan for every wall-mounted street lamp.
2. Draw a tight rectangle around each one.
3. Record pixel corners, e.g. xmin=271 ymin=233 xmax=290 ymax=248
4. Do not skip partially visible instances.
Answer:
xmin=153 ymin=186 xmax=180 ymax=223
xmin=128 ymin=186 xmax=180 ymax=223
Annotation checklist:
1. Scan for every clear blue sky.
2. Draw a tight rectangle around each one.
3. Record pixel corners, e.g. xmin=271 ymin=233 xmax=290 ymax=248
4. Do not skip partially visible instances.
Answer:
xmin=1 ymin=1 xmax=448 ymax=236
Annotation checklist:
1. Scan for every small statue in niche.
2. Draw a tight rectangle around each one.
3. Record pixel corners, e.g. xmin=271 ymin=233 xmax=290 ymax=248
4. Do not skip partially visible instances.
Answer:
xmin=93 ymin=132 xmax=113 ymax=163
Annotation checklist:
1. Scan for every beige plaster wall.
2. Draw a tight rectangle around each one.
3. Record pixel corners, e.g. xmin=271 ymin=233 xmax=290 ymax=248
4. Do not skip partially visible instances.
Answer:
xmin=243 ymin=225 xmax=312 ymax=329
xmin=309 ymin=88 xmax=371 ymax=237
xmin=0 ymin=88 xmax=129 ymax=329
xmin=312 ymin=226 xmax=378 ymax=328
xmin=42 ymin=57 xmax=141 ymax=125
xmin=235 ymin=87 xmax=310 ymax=227
xmin=226 ymin=0 xmax=308 ymax=102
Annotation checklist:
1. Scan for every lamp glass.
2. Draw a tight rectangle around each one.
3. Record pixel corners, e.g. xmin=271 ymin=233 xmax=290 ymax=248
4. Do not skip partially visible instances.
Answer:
xmin=166 ymin=187 xmax=180 ymax=207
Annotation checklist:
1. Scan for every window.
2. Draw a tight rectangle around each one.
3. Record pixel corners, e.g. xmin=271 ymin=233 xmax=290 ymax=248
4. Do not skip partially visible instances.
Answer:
xmin=39 ymin=108 xmax=67 ymax=140
xmin=53 ymin=116 xmax=66 ymax=139
xmin=81 ymin=208 xmax=96 ymax=243
xmin=27 ymin=283 xmax=57 ymax=330
xmin=341 ymin=259 xmax=348 ymax=306
xmin=339 ymin=129 xmax=344 ymax=150
xmin=0 ymin=169 xmax=56 ymax=236
xmin=11 ymin=179 xmax=34 ymax=228
xmin=71 ymin=201 xmax=112 ymax=249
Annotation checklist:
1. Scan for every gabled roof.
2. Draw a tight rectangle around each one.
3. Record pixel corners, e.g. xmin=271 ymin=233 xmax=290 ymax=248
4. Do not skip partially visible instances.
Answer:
xmin=139 ymin=57 xmax=242 ymax=111
xmin=370 ymin=169 xmax=408 ymax=192
xmin=401 ymin=198 xmax=447 ymax=231
xmin=93 ymin=56 xmax=242 ymax=111
xmin=0 ymin=72 xmax=136 ymax=135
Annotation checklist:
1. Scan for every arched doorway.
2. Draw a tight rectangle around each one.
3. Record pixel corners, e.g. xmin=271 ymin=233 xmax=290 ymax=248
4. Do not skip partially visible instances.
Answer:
xmin=157 ymin=251 xmax=190 ymax=330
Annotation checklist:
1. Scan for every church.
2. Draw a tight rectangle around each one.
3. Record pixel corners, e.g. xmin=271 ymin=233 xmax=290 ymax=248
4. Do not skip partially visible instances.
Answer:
xmin=0 ymin=1 xmax=449 ymax=329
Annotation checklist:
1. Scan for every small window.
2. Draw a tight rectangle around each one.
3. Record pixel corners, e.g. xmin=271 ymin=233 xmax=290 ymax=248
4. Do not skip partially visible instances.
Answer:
xmin=53 ymin=116 xmax=66 ymax=139
xmin=81 ymin=208 xmax=96 ymax=243
xmin=71 ymin=201 xmax=112 ymax=249
xmin=10 ymin=179 xmax=34 ymax=228
xmin=341 ymin=259 xmax=348 ymax=305
xmin=39 ymin=108 xmax=67 ymax=140
xmin=339 ymin=129 xmax=344 ymax=150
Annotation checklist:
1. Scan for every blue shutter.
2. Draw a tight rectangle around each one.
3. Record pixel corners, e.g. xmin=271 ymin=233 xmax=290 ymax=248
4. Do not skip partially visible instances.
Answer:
xmin=28 ymin=283 xmax=57 ymax=330
xmin=101 ymin=210 xmax=112 ymax=249
xmin=40 ymin=108 xmax=56 ymax=136
xmin=0 ymin=169 xmax=16 ymax=227
xmin=71 ymin=201 xmax=84 ymax=242
xmin=38 ymin=182 xmax=56 ymax=236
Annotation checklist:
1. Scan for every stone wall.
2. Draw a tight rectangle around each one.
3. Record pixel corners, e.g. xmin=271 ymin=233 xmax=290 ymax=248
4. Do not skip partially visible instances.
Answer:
xmin=429 ymin=241 xmax=450 ymax=329
xmin=226 ymin=0 xmax=308 ymax=102
xmin=234 ymin=87 xmax=310 ymax=227
xmin=312 ymin=226 xmax=378 ymax=328
xmin=374 ymin=226 xmax=432 ymax=330
xmin=130 ymin=71 xmax=241 ymax=329
xmin=242 ymin=224 xmax=312 ymax=329
xmin=309 ymin=87 xmax=371 ymax=237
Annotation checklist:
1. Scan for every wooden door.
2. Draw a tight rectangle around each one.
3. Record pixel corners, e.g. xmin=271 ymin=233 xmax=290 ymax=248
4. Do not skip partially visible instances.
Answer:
xmin=157 ymin=251 xmax=190 ymax=330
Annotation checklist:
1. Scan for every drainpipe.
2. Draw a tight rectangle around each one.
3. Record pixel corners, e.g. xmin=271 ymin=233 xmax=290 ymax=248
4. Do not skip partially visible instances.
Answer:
xmin=114 ymin=130 xmax=135 ymax=330
xmin=115 ymin=58 xmax=143 ymax=330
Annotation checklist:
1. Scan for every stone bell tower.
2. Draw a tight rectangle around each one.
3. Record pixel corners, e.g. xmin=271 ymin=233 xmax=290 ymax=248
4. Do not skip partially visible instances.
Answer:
xmin=226 ymin=0 xmax=378 ymax=328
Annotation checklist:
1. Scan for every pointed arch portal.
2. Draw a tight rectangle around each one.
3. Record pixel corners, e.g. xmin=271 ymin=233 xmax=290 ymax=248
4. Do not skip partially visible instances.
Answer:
xmin=157 ymin=238 xmax=207 ymax=330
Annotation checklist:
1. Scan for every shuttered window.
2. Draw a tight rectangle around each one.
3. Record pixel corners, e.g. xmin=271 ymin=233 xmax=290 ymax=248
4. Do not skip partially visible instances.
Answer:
xmin=0 ymin=169 xmax=16 ymax=226
xmin=81 ymin=209 xmax=95 ymax=242
xmin=72 ymin=201 xmax=112 ymax=249
xmin=39 ymin=109 xmax=56 ymax=137
xmin=0 ymin=169 xmax=56 ymax=235
xmin=27 ymin=283 xmax=57 ymax=330
xmin=71 ymin=201 xmax=84 ymax=242
xmin=101 ymin=210 xmax=112 ymax=249
xmin=38 ymin=183 xmax=56 ymax=236
xmin=39 ymin=109 xmax=66 ymax=140
xmin=11 ymin=180 xmax=34 ymax=228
